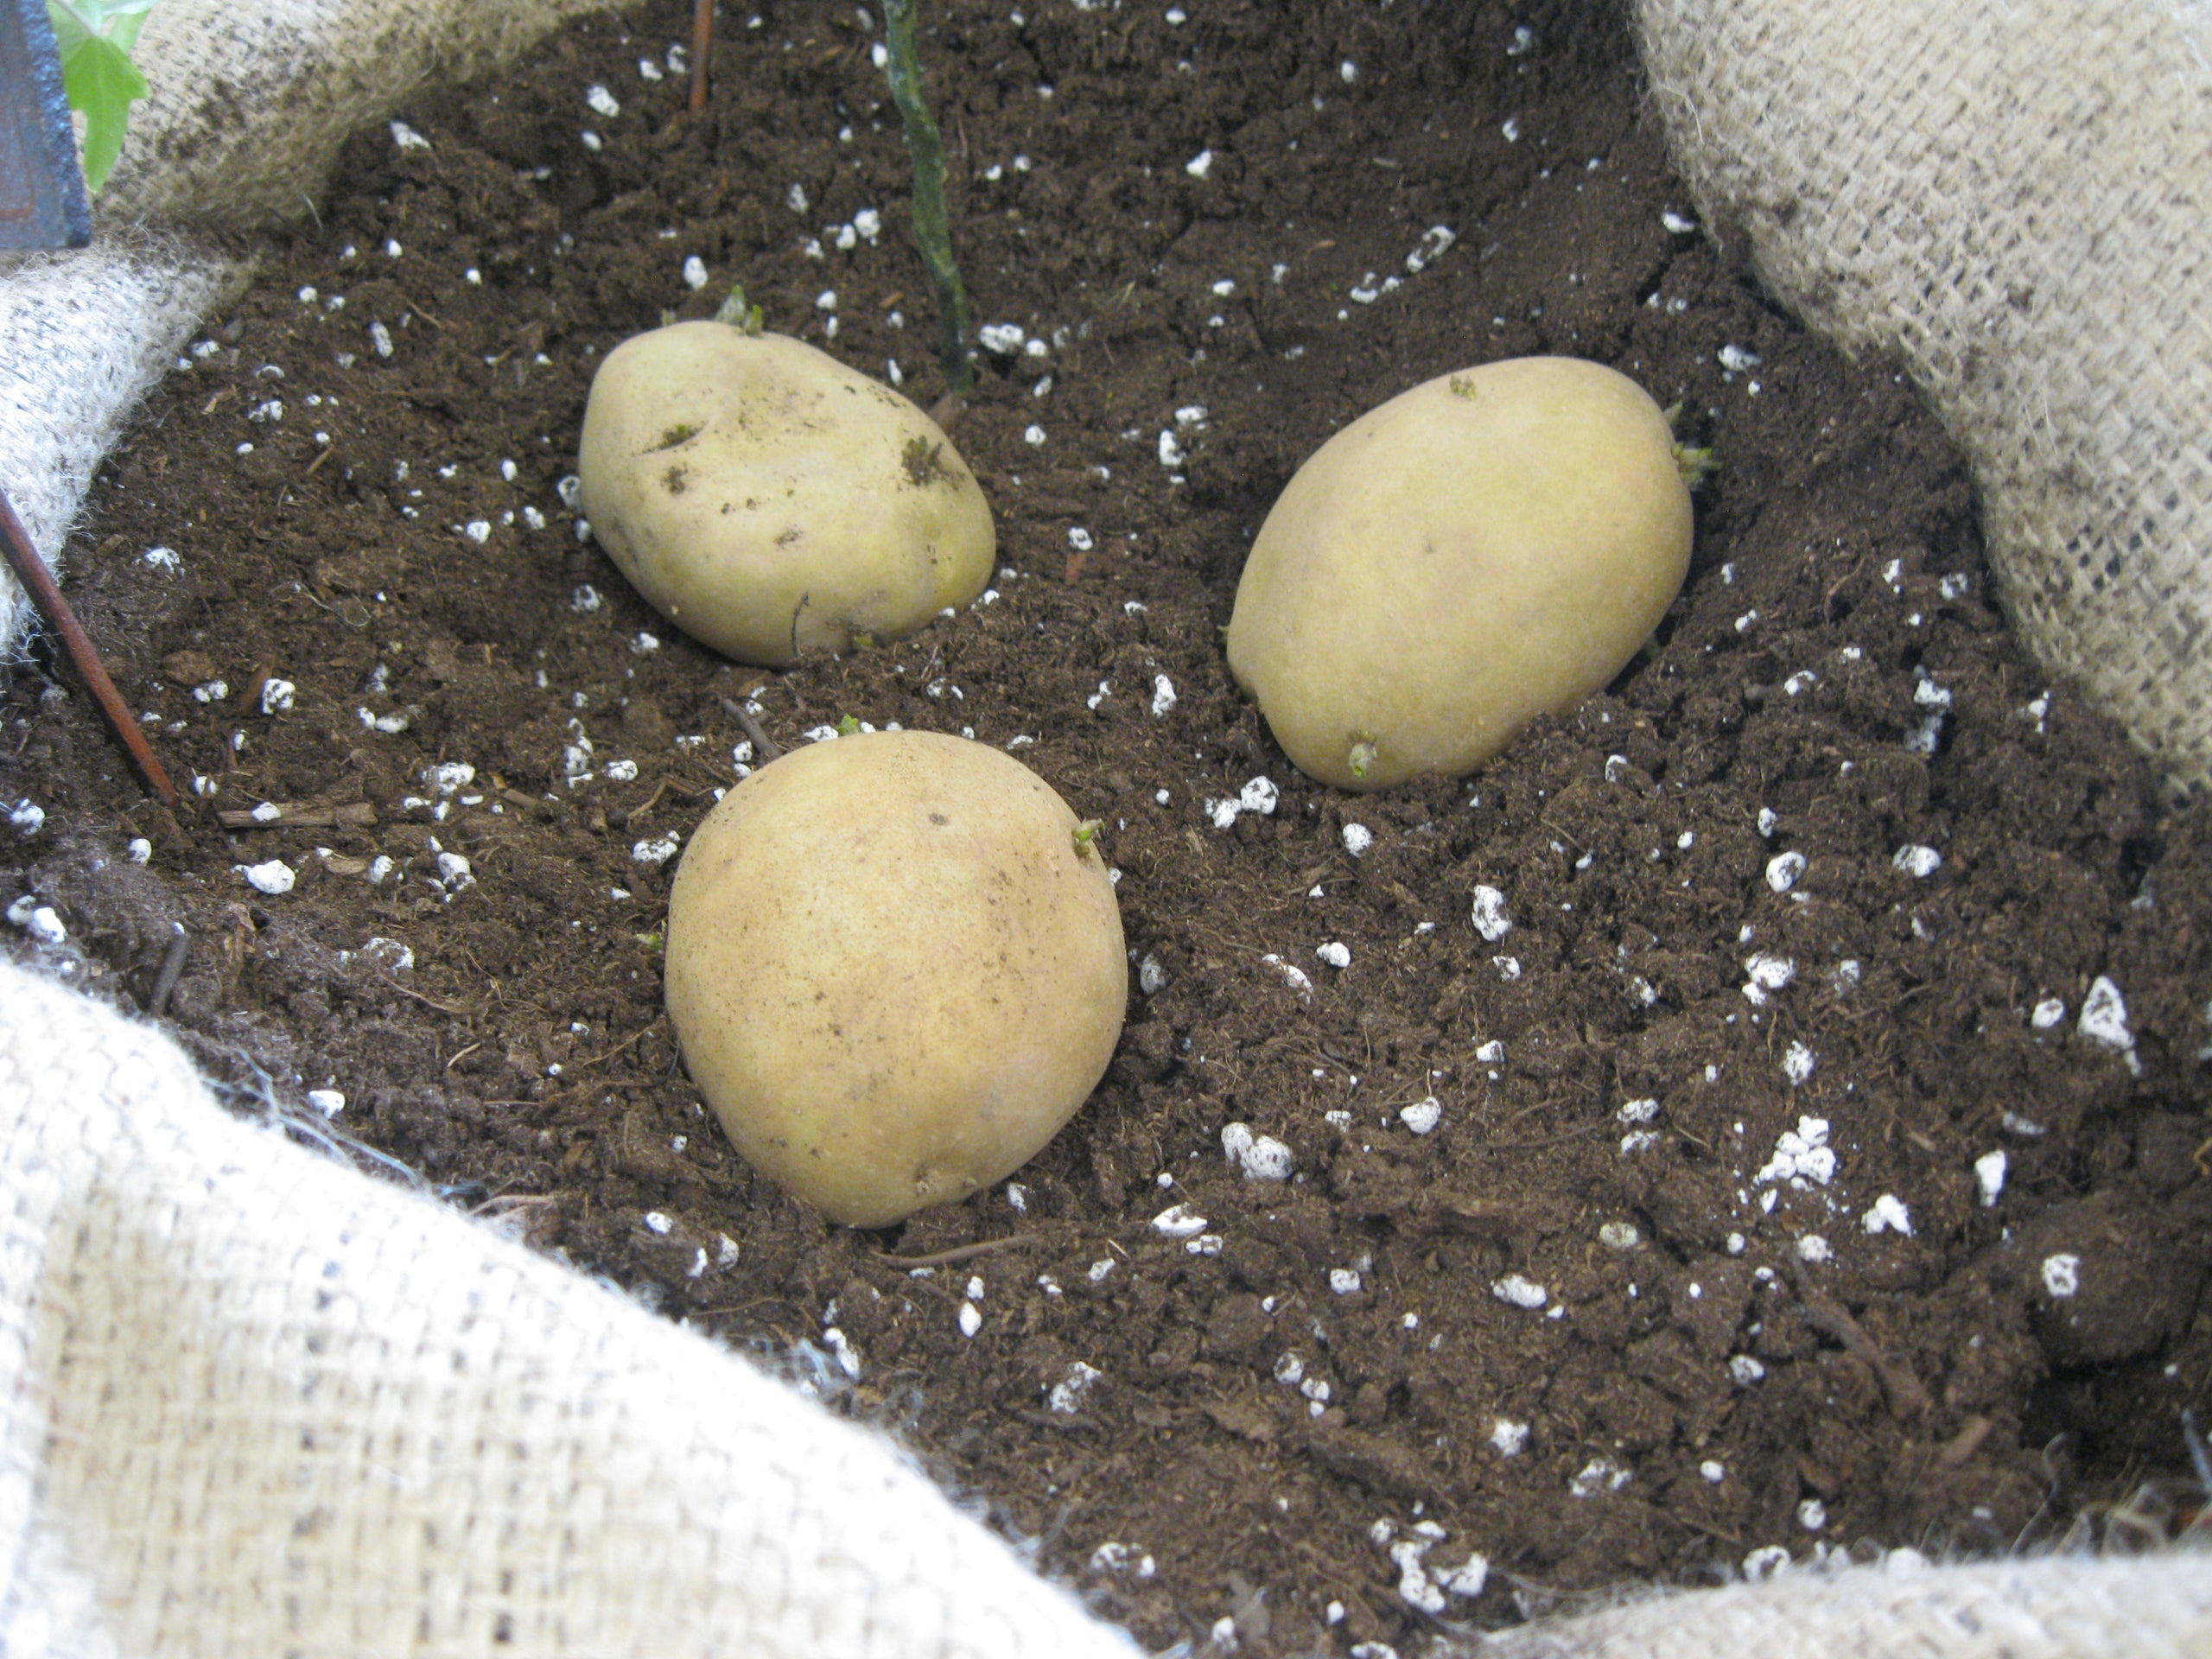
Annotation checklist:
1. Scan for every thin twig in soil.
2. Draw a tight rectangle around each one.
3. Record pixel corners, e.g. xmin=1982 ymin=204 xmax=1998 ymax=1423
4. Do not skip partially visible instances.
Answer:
xmin=616 ymin=778 xmax=675 ymax=826
xmin=690 ymin=0 xmax=713 ymax=111
xmin=469 ymin=1193 xmax=558 ymax=1217
xmin=1479 ymin=1121 xmax=1613 ymax=1154
xmin=721 ymin=696 xmax=783 ymax=760
xmin=215 ymin=801 xmax=378 ymax=830
xmin=571 ymin=1017 xmax=664 ymax=1071
xmin=1791 ymin=1267 xmax=1931 ymax=1417
xmin=370 ymin=968 xmax=476 ymax=1019
xmin=0 ymin=483 xmax=178 ymax=807
xmin=1936 ymin=1414 xmax=1995 ymax=1467
xmin=148 ymin=923 xmax=190 ymax=1017
xmin=867 ymin=1235 xmax=1040 ymax=1269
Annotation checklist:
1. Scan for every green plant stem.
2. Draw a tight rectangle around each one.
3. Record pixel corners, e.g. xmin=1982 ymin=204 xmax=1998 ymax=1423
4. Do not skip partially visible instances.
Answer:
xmin=881 ymin=0 xmax=974 ymax=397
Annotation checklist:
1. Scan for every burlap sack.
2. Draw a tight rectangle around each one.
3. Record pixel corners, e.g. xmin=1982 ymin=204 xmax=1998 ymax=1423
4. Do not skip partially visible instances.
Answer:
xmin=0 ymin=957 xmax=1141 ymax=1658
xmin=1636 ymin=0 xmax=2212 ymax=791
xmin=4 ymin=0 xmax=2211 ymax=1650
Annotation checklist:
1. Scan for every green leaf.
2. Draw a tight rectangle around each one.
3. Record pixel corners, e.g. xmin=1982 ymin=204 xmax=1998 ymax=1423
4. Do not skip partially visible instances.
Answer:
xmin=48 ymin=0 xmax=156 ymax=194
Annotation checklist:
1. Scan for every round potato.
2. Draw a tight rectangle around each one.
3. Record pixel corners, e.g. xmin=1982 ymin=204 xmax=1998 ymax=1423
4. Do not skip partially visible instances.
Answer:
xmin=1225 ymin=356 xmax=1694 ymax=790
xmin=664 ymin=729 xmax=1127 ymax=1227
xmin=577 ymin=322 xmax=994 ymax=665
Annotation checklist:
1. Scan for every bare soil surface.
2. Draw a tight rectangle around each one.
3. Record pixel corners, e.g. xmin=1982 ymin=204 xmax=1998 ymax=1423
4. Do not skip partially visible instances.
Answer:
xmin=7 ymin=1 xmax=2210 ymax=1651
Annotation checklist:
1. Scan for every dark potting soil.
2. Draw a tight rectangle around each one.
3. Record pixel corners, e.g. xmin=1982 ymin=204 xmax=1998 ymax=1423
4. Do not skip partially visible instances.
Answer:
xmin=7 ymin=0 xmax=2211 ymax=1649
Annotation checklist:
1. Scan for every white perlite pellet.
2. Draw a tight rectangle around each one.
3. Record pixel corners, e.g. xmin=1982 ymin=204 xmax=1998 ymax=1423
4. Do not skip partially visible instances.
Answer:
xmin=1974 ymin=1149 xmax=2008 ymax=1205
xmin=1491 ymin=1274 xmax=1546 ymax=1309
xmin=2077 ymin=975 xmax=2138 ymax=1072
xmin=1399 ymin=1097 xmax=1442 ymax=1135
xmin=238 ymin=860 xmax=296 ymax=895
xmin=1048 ymin=1362 xmax=1103 ymax=1413
xmin=1893 ymin=843 xmax=1942 ymax=877
xmin=1470 ymin=884 xmax=1511 ymax=941
xmin=1260 ymin=954 xmax=1314 ymax=1002
xmin=1570 ymin=1459 xmax=1630 ymax=1497
xmin=1205 ymin=775 xmax=1278 ymax=830
xmin=1222 ymin=1122 xmax=1293 ymax=1180
xmin=1757 ymin=1116 xmax=1835 ymax=1186
xmin=7 ymin=899 xmax=66 ymax=945
xmin=1862 ymin=1193 xmax=1913 ymax=1236
xmin=1743 ymin=953 xmax=1796 ymax=1004
xmin=1151 ymin=1204 xmax=1208 ymax=1239
xmin=1782 ymin=1041 xmax=1816 ymax=1086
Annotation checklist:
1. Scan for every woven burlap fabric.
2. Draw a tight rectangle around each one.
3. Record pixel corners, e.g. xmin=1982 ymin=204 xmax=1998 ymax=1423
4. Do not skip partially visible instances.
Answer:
xmin=0 ymin=957 xmax=1141 ymax=1658
xmin=0 ymin=236 xmax=244 ymax=650
xmin=99 ymin=0 xmax=613 ymax=228
xmin=1483 ymin=1552 xmax=2212 ymax=1657
xmin=1636 ymin=0 xmax=2212 ymax=791
xmin=0 ymin=0 xmax=614 ymax=652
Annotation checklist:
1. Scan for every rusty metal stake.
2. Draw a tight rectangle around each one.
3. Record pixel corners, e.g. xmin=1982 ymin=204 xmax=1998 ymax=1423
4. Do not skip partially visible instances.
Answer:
xmin=0 ymin=482 xmax=178 ymax=807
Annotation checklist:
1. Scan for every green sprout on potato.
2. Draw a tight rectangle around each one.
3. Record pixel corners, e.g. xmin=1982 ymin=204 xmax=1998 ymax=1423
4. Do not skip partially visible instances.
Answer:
xmin=715 ymin=284 xmax=766 ymax=335
xmin=1662 ymin=403 xmax=1718 ymax=490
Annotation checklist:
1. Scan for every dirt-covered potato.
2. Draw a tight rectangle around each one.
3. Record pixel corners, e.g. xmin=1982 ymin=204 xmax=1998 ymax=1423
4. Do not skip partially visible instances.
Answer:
xmin=1225 ymin=356 xmax=1694 ymax=790
xmin=576 ymin=322 xmax=994 ymax=665
xmin=664 ymin=729 xmax=1127 ymax=1227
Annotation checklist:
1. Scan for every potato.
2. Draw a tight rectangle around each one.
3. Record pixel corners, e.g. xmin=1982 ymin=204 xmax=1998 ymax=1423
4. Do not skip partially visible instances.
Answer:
xmin=1224 ymin=356 xmax=1694 ymax=790
xmin=577 ymin=322 xmax=994 ymax=665
xmin=664 ymin=729 xmax=1127 ymax=1227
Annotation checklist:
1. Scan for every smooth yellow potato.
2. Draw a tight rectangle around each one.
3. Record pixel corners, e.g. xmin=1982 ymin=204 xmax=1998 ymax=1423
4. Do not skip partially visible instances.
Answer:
xmin=577 ymin=322 xmax=994 ymax=665
xmin=1225 ymin=356 xmax=1694 ymax=790
xmin=664 ymin=729 xmax=1127 ymax=1227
